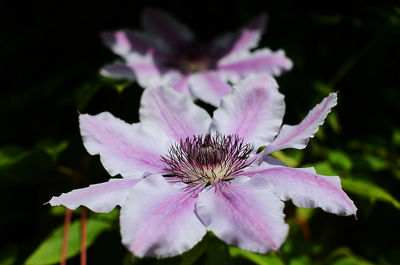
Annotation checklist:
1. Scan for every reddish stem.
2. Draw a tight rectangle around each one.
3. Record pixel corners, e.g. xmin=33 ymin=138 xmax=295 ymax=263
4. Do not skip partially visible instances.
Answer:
xmin=296 ymin=216 xmax=311 ymax=242
xmin=80 ymin=207 xmax=87 ymax=265
xmin=61 ymin=209 xmax=72 ymax=265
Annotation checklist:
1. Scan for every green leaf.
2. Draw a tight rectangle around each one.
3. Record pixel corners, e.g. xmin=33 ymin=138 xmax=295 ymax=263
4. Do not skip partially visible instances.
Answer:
xmin=94 ymin=208 xmax=119 ymax=221
xmin=341 ymin=178 xmax=400 ymax=209
xmin=25 ymin=217 xmax=112 ymax=265
xmin=50 ymin=206 xmax=70 ymax=216
xmin=324 ymin=247 xmax=376 ymax=265
xmin=180 ymin=234 xmax=209 ymax=265
xmin=327 ymin=112 xmax=342 ymax=134
xmin=313 ymin=81 xmax=334 ymax=94
xmin=0 ymin=256 xmax=15 ymax=265
xmin=331 ymin=256 xmax=375 ymax=265
xmin=75 ymin=82 xmax=99 ymax=110
xmin=328 ymin=150 xmax=352 ymax=171
xmin=289 ymin=255 xmax=312 ymax=265
xmin=271 ymin=150 xmax=301 ymax=167
xmin=313 ymin=162 xmax=400 ymax=209
xmin=0 ymin=246 xmax=17 ymax=265
xmin=99 ymin=75 xmax=133 ymax=93
xmin=37 ymin=139 xmax=69 ymax=162
xmin=313 ymin=162 xmax=337 ymax=176
xmin=229 ymin=247 xmax=284 ymax=265
xmin=205 ymin=236 xmax=230 ymax=265
xmin=0 ymin=146 xmax=29 ymax=168
xmin=295 ymin=208 xmax=315 ymax=221
xmin=361 ymin=155 xmax=389 ymax=171
xmin=392 ymin=129 xmax=400 ymax=147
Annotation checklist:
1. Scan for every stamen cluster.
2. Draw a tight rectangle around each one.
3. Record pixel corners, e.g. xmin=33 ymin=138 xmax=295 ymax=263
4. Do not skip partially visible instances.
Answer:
xmin=161 ymin=133 xmax=254 ymax=184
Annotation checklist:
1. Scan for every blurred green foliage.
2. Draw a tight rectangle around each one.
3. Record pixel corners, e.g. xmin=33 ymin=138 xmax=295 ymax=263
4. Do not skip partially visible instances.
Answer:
xmin=1 ymin=0 xmax=400 ymax=264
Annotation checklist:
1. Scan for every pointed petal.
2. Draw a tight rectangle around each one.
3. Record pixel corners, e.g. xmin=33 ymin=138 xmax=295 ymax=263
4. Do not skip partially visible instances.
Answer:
xmin=101 ymin=30 xmax=172 ymax=60
xmin=100 ymin=61 xmax=136 ymax=81
xmin=189 ymin=71 xmax=232 ymax=106
xmin=218 ymin=48 xmax=293 ymax=81
xmin=243 ymin=164 xmax=357 ymax=215
xmin=265 ymin=93 xmax=337 ymax=154
xmin=211 ymin=74 xmax=285 ymax=146
xmin=196 ymin=176 xmax=288 ymax=253
xmin=228 ymin=14 xmax=267 ymax=55
xmin=80 ymin=112 xmax=170 ymax=178
xmin=49 ymin=178 xmax=140 ymax=213
xmin=142 ymin=8 xmax=194 ymax=47
xmin=206 ymin=14 xmax=266 ymax=60
xmin=120 ymin=175 xmax=206 ymax=258
xmin=140 ymin=86 xmax=211 ymax=141
xmin=100 ymin=53 xmax=164 ymax=87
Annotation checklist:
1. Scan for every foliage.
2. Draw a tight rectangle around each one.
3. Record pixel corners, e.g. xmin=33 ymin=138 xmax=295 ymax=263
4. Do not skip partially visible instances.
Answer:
xmin=1 ymin=0 xmax=399 ymax=264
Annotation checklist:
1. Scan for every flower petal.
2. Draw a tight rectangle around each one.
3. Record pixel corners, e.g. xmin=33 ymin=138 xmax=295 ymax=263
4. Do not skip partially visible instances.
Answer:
xmin=101 ymin=30 xmax=173 ymax=60
xmin=123 ymin=54 xmax=164 ymax=88
xmin=80 ymin=112 xmax=170 ymax=178
xmin=211 ymin=74 xmax=285 ymax=147
xmin=196 ymin=176 xmax=288 ymax=253
xmin=217 ymin=48 xmax=293 ymax=82
xmin=100 ymin=61 xmax=136 ymax=81
xmin=226 ymin=14 xmax=267 ymax=55
xmin=140 ymin=86 xmax=211 ymax=141
xmin=100 ymin=53 xmax=165 ymax=87
xmin=141 ymin=8 xmax=194 ymax=47
xmin=170 ymin=74 xmax=191 ymax=97
xmin=243 ymin=164 xmax=357 ymax=215
xmin=206 ymin=14 xmax=266 ymax=59
xmin=265 ymin=93 xmax=337 ymax=154
xmin=49 ymin=178 xmax=140 ymax=213
xmin=120 ymin=175 xmax=206 ymax=258
xmin=189 ymin=71 xmax=232 ymax=106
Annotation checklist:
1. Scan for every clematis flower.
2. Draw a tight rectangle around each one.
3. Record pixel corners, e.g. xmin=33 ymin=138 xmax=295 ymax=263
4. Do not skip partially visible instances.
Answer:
xmin=101 ymin=8 xmax=293 ymax=106
xmin=49 ymin=74 xmax=356 ymax=258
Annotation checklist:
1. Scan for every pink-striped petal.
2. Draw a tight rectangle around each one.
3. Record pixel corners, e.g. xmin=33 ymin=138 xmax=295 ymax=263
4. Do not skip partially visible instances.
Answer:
xmin=189 ymin=71 xmax=232 ymax=106
xmin=80 ymin=112 xmax=170 ymax=178
xmin=210 ymin=74 xmax=285 ymax=147
xmin=243 ymin=164 xmax=357 ymax=215
xmin=196 ymin=176 xmax=288 ymax=253
xmin=101 ymin=30 xmax=172 ymax=60
xmin=218 ymin=48 xmax=293 ymax=80
xmin=265 ymin=93 xmax=337 ymax=154
xmin=205 ymin=14 xmax=266 ymax=60
xmin=170 ymin=74 xmax=191 ymax=98
xmin=140 ymin=86 xmax=211 ymax=141
xmin=123 ymin=54 xmax=164 ymax=88
xmin=120 ymin=175 xmax=206 ymax=258
xmin=141 ymin=8 xmax=194 ymax=47
xmin=226 ymin=14 xmax=267 ymax=56
xmin=100 ymin=54 xmax=164 ymax=86
xmin=49 ymin=178 xmax=141 ymax=213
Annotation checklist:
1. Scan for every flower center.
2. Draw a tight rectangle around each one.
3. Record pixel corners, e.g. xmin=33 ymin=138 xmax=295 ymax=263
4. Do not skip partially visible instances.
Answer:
xmin=175 ymin=46 xmax=213 ymax=73
xmin=161 ymin=134 xmax=254 ymax=184
xmin=178 ymin=57 xmax=211 ymax=73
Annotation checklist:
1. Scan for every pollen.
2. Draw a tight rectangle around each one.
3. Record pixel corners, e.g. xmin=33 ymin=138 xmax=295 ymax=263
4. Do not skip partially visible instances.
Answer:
xmin=161 ymin=133 xmax=255 ymax=184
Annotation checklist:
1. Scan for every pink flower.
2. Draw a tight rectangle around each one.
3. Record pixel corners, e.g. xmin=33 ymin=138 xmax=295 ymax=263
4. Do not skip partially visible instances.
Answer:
xmin=101 ymin=8 xmax=293 ymax=106
xmin=49 ymin=74 xmax=356 ymax=258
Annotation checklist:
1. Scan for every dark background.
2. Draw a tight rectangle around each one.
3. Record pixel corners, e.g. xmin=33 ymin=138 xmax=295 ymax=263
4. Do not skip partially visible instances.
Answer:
xmin=1 ymin=0 xmax=399 ymax=264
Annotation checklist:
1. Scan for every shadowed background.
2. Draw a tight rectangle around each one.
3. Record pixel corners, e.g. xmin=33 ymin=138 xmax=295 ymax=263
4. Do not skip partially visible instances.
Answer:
xmin=1 ymin=0 xmax=399 ymax=264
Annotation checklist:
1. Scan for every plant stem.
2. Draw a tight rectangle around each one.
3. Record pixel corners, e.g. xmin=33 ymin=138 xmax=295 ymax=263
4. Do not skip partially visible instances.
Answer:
xmin=81 ymin=207 xmax=87 ymax=265
xmin=61 ymin=209 xmax=72 ymax=265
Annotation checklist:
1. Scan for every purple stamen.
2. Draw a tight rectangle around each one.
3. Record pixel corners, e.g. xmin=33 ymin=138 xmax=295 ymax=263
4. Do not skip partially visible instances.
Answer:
xmin=161 ymin=133 xmax=254 ymax=184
